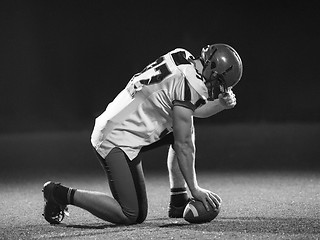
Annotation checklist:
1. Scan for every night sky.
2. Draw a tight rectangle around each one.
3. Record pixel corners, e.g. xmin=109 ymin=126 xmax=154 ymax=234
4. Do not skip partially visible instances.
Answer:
xmin=1 ymin=0 xmax=319 ymax=133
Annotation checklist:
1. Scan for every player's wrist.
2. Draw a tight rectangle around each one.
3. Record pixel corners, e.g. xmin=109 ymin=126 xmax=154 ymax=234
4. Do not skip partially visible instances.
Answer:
xmin=218 ymin=97 xmax=228 ymax=109
xmin=188 ymin=185 xmax=200 ymax=195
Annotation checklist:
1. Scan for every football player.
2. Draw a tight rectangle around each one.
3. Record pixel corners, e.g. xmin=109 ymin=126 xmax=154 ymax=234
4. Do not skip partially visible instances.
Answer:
xmin=42 ymin=43 xmax=243 ymax=225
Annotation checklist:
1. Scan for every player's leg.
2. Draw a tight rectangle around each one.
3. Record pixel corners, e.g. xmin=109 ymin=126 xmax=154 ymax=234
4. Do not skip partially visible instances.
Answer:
xmin=73 ymin=148 xmax=147 ymax=224
xmin=43 ymin=148 xmax=147 ymax=225
xmin=43 ymin=180 xmax=130 ymax=224
xmin=101 ymin=148 xmax=148 ymax=224
xmin=140 ymin=132 xmax=189 ymax=218
xmin=72 ymin=189 xmax=131 ymax=224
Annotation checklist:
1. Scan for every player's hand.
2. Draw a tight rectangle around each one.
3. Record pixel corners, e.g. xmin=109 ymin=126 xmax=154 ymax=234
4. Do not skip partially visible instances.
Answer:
xmin=191 ymin=187 xmax=222 ymax=211
xmin=218 ymin=89 xmax=236 ymax=109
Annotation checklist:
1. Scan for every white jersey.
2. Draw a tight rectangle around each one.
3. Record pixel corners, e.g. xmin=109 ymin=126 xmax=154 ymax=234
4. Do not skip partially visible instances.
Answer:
xmin=91 ymin=48 xmax=208 ymax=160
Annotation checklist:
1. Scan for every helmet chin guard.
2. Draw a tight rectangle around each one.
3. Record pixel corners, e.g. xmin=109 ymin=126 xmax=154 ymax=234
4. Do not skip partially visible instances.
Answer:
xmin=205 ymin=71 xmax=228 ymax=100
xmin=200 ymin=43 xmax=243 ymax=100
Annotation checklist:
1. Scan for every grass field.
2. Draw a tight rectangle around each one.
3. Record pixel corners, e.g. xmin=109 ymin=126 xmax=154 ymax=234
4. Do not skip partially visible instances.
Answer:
xmin=1 ymin=171 xmax=319 ymax=240
xmin=0 ymin=123 xmax=319 ymax=239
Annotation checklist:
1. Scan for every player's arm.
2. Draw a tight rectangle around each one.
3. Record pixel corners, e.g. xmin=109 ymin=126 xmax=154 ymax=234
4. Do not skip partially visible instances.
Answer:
xmin=172 ymin=105 xmax=198 ymax=192
xmin=193 ymin=98 xmax=225 ymax=118
xmin=172 ymin=105 xmax=221 ymax=210
xmin=193 ymin=90 xmax=237 ymax=118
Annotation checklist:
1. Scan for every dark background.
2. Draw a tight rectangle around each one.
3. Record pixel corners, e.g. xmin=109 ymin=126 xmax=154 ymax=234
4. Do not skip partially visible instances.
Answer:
xmin=0 ymin=1 xmax=319 ymax=174
xmin=0 ymin=0 xmax=319 ymax=133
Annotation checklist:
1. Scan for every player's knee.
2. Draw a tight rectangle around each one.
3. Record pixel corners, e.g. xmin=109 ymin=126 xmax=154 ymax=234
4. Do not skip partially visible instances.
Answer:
xmin=136 ymin=208 xmax=147 ymax=224
xmin=123 ymin=205 xmax=147 ymax=225
xmin=123 ymin=216 xmax=140 ymax=225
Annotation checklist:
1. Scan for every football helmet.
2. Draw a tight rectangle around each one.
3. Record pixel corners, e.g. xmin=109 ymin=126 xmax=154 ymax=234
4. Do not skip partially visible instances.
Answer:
xmin=200 ymin=44 xmax=243 ymax=100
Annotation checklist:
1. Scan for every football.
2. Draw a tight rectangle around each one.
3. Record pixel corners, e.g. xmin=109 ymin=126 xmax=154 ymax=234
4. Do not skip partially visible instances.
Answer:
xmin=183 ymin=199 xmax=220 ymax=223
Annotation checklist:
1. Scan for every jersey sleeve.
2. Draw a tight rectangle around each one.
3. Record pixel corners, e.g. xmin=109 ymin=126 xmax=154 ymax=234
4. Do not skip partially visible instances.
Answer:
xmin=172 ymin=78 xmax=206 ymax=111
xmin=168 ymin=49 xmax=208 ymax=111
xmin=179 ymin=64 xmax=208 ymax=100
xmin=170 ymin=56 xmax=208 ymax=111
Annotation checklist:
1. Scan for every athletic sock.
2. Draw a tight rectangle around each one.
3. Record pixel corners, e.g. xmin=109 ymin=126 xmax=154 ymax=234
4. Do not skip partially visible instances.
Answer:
xmin=170 ymin=187 xmax=189 ymax=207
xmin=53 ymin=184 xmax=77 ymax=205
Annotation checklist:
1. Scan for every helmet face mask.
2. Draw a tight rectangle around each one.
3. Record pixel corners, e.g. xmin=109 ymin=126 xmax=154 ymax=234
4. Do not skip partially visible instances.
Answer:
xmin=204 ymin=72 xmax=227 ymax=100
xmin=200 ymin=44 xmax=243 ymax=100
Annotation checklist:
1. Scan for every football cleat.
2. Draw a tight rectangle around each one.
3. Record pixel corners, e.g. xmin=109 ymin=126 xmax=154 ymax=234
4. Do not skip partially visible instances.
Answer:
xmin=168 ymin=198 xmax=191 ymax=218
xmin=42 ymin=181 xmax=69 ymax=224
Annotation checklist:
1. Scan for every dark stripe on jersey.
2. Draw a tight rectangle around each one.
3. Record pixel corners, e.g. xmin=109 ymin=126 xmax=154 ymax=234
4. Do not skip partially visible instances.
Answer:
xmin=171 ymin=51 xmax=191 ymax=66
xmin=173 ymin=100 xmax=196 ymax=112
xmin=195 ymin=98 xmax=206 ymax=109
xmin=159 ymin=128 xmax=170 ymax=139
xmin=184 ymin=78 xmax=191 ymax=101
